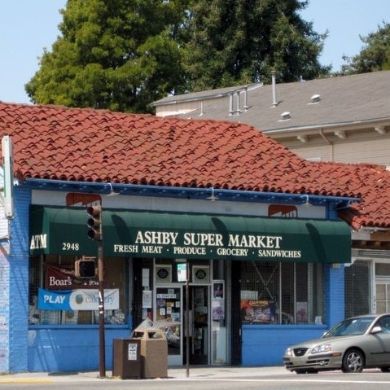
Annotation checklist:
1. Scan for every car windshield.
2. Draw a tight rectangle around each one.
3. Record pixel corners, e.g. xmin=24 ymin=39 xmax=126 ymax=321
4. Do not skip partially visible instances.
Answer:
xmin=323 ymin=316 xmax=376 ymax=337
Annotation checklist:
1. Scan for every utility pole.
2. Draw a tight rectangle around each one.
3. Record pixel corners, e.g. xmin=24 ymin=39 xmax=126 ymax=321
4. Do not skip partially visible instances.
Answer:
xmin=186 ymin=259 xmax=190 ymax=378
xmin=97 ymin=242 xmax=105 ymax=378
xmin=86 ymin=202 xmax=105 ymax=378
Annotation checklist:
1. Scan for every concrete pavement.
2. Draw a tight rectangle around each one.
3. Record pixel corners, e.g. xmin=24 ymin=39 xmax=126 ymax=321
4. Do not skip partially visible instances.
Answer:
xmin=0 ymin=366 xmax=290 ymax=383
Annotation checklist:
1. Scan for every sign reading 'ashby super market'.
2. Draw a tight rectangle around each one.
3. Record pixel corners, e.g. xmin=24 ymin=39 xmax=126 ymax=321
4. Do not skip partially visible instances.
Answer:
xmin=30 ymin=230 xmax=301 ymax=259
xmin=29 ymin=206 xmax=351 ymax=263
xmin=112 ymin=230 xmax=302 ymax=259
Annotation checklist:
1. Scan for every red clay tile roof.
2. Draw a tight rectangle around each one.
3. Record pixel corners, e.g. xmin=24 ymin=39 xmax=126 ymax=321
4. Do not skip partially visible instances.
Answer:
xmin=313 ymin=162 xmax=390 ymax=230
xmin=0 ymin=102 xmax=389 ymax=230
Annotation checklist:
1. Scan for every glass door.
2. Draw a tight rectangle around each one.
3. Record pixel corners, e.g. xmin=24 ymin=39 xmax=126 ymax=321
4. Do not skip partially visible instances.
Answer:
xmin=376 ymin=282 xmax=390 ymax=313
xmin=211 ymin=280 xmax=228 ymax=364
xmin=183 ymin=285 xmax=210 ymax=365
xmin=155 ymin=286 xmax=183 ymax=366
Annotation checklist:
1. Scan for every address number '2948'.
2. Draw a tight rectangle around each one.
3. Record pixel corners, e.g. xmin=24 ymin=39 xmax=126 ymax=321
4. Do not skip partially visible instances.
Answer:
xmin=62 ymin=242 xmax=80 ymax=251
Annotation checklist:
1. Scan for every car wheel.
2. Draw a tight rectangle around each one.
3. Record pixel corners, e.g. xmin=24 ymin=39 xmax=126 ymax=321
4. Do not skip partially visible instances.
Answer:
xmin=295 ymin=369 xmax=307 ymax=374
xmin=342 ymin=349 xmax=364 ymax=373
xmin=380 ymin=367 xmax=390 ymax=372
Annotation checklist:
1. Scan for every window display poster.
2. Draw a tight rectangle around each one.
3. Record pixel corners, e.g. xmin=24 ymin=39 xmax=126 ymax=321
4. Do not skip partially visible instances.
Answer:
xmin=45 ymin=264 xmax=99 ymax=290
xmin=38 ymin=288 xmax=119 ymax=311
xmin=240 ymin=299 xmax=276 ymax=323
xmin=212 ymin=299 xmax=225 ymax=321
xmin=155 ymin=287 xmax=182 ymax=355
xmin=142 ymin=290 xmax=152 ymax=308
xmin=213 ymin=281 xmax=224 ymax=299
xmin=142 ymin=268 xmax=150 ymax=288
xmin=177 ymin=263 xmax=187 ymax=282
xmin=296 ymin=301 xmax=308 ymax=322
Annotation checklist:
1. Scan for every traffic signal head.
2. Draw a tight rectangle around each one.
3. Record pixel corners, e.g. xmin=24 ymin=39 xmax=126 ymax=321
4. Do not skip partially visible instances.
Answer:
xmin=87 ymin=204 xmax=102 ymax=241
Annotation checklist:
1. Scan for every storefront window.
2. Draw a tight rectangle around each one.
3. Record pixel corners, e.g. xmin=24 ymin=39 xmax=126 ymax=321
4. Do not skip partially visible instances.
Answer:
xmin=239 ymin=261 xmax=323 ymax=324
xmin=345 ymin=260 xmax=371 ymax=317
xmin=375 ymin=262 xmax=390 ymax=314
xmin=29 ymin=255 xmax=128 ymax=326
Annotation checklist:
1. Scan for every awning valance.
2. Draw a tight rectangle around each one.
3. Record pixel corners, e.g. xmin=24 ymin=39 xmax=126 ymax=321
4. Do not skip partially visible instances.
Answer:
xmin=29 ymin=205 xmax=351 ymax=263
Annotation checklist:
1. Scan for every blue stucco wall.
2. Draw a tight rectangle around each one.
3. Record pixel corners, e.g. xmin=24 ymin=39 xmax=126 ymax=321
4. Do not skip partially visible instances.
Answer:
xmin=325 ymin=264 xmax=345 ymax=327
xmin=6 ymin=187 xmax=31 ymax=372
xmin=242 ymin=263 xmax=345 ymax=366
xmin=242 ymin=325 xmax=327 ymax=366
xmin=3 ymin=185 xmax=347 ymax=372
xmin=28 ymin=326 xmax=130 ymax=372
xmin=0 ymin=234 xmax=10 ymax=372
xmin=2 ymin=187 xmax=134 ymax=374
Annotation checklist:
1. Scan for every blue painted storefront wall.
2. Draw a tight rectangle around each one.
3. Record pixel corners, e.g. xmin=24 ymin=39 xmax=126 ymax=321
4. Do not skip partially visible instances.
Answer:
xmin=28 ymin=326 xmax=130 ymax=372
xmin=325 ymin=265 xmax=345 ymax=327
xmin=242 ymin=325 xmax=327 ymax=366
xmin=5 ymin=187 xmax=133 ymax=373
xmin=6 ymin=186 xmax=347 ymax=372
xmin=0 ymin=236 xmax=10 ymax=372
xmin=242 ymin=264 xmax=345 ymax=366
xmin=8 ymin=187 xmax=31 ymax=372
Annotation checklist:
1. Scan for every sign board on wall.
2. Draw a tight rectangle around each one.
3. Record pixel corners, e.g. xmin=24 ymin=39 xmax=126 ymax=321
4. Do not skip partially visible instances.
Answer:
xmin=177 ymin=263 xmax=187 ymax=282
xmin=38 ymin=288 xmax=119 ymax=311
xmin=30 ymin=206 xmax=351 ymax=263
xmin=1 ymin=135 xmax=14 ymax=219
xmin=45 ymin=264 xmax=99 ymax=290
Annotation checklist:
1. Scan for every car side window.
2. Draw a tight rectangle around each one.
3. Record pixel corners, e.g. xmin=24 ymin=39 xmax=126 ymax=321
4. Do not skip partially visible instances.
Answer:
xmin=377 ymin=316 xmax=390 ymax=333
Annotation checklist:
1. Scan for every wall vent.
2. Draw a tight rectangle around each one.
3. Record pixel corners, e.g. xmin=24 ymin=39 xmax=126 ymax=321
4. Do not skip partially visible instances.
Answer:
xmin=280 ymin=111 xmax=291 ymax=120
xmin=310 ymin=94 xmax=321 ymax=104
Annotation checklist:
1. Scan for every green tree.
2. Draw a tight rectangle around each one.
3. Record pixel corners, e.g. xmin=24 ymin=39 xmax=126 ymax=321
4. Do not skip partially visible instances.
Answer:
xmin=27 ymin=0 xmax=328 ymax=112
xmin=341 ymin=22 xmax=390 ymax=74
xmin=26 ymin=0 xmax=189 ymax=112
xmin=183 ymin=0 xmax=329 ymax=91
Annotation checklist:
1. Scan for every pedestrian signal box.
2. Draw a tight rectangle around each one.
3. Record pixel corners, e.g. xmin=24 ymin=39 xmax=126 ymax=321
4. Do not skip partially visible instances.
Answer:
xmin=75 ymin=258 xmax=96 ymax=278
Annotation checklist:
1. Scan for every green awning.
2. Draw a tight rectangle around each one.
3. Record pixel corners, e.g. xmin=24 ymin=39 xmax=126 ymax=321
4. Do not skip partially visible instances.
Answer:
xmin=29 ymin=205 xmax=351 ymax=263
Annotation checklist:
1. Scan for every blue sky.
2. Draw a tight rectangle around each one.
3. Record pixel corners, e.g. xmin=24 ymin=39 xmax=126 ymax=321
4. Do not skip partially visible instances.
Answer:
xmin=0 ymin=0 xmax=388 ymax=104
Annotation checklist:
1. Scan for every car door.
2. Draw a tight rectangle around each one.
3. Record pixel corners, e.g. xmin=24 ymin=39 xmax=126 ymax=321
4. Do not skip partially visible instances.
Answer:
xmin=371 ymin=315 xmax=390 ymax=366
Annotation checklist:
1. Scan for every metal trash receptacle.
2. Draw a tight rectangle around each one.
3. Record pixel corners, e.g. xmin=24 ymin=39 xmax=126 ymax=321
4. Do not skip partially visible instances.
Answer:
xmin=112 ymin=338 xmax=141 ymax=379
xmin=132 ymin=328 xmax=168 ymax=378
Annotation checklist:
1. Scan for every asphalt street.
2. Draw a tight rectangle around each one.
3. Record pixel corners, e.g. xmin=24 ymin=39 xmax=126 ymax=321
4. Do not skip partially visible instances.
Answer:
xmin=1 ymin=366 xmax=390 ymax=390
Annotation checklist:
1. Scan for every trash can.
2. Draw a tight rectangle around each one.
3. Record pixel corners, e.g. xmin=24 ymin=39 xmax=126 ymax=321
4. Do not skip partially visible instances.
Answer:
xmin=112 ymin=338 xmax=141 ymax=379
xmin=132 ymin=328 xmax=168 ymax=378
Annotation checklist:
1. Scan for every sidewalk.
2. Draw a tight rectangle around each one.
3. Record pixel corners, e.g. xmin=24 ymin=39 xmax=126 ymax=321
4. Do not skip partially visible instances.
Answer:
xmin=0 ymin=366 xmax=289 ymax=383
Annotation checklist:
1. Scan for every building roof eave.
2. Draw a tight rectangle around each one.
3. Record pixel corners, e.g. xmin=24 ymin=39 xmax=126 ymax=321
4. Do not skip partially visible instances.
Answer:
xmin=263 ymin=117 xmax=390 ymax=137
xmin=23 ymin=178 xmax=359 ymax=208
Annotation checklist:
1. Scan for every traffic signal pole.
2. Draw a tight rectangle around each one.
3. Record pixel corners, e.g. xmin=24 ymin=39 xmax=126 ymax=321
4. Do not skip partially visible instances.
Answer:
xmin=86 ymin=202 xmax=105 ymax=378
xmin=97 ymin=242 xmax=106 ymax=378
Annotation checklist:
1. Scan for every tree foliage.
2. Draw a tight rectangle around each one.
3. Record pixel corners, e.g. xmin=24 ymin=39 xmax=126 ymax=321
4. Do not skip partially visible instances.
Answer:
xmin=341 ymin=22 xmax=390 ymax=74
xmin=183 ymin=0 xmax=329 ymax=91
xmin=26 ymin=0 xmax=189 ymax=112
xmin=26 ymin=0 xmax=328 ymax=112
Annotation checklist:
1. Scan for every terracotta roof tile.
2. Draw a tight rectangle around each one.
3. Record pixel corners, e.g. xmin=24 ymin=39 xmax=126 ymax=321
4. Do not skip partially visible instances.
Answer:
xmin=312 ymin=162 xmax=390 ymax=230
xmin=0 ymin=102 xmax=389 ymax=229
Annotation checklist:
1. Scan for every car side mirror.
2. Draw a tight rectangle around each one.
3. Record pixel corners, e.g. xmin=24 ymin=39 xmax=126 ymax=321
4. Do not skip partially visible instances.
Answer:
xmin=371 ymin=326 xmax=382 ymax=334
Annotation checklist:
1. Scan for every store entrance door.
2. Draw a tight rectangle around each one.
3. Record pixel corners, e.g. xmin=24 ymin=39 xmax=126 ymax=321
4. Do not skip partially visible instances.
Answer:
xmin=184 ymin=285 xmax=210 ymax=365
xmin=155 ymin=286 xmax=183 ymax=366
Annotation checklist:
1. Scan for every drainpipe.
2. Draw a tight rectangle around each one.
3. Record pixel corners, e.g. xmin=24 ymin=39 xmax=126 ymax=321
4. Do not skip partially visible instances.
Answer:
xmin=319 ymin=129 xmax=334 ymax=162
xmin=243 ymin=86 xmax=249 ymax=111
xmin=229 ymin=93 xmax=234 ymax=116
xmin=235 ymin=91 xmax=241 ymax=115
xmin=272 ymin=70 xmax=277 ymax=107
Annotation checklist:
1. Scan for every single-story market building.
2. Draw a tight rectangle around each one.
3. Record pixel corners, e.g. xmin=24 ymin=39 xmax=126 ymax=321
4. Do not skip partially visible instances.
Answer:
xmin=152 ymin=69 xmax=390 ymax=329
xmin=0 ymin=102 xmax=389 ymax=373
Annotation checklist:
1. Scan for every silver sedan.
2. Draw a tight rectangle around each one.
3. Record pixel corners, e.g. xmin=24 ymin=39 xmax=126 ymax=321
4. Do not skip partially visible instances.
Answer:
xmin=283 ymin=314 xmax=390 ymax=374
